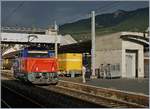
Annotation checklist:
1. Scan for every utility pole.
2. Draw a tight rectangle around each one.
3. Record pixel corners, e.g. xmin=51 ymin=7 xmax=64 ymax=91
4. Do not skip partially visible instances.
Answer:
xmin=91 ymin=11 xmax=96 ymax=79
xmin=54 ymin=21 xmax=58 ymax=58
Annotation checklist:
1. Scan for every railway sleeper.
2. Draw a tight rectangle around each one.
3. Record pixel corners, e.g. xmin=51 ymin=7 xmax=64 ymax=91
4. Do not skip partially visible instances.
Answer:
xmin=53 ymin=85 xmax=146 ymax=108
xmin=57 ymin=80 xmax=149 ymax=106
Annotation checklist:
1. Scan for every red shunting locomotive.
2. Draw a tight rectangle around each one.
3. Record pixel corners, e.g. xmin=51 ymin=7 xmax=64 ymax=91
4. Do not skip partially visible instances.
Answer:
xmin=13 ymin=46 xmax=58 ymax=84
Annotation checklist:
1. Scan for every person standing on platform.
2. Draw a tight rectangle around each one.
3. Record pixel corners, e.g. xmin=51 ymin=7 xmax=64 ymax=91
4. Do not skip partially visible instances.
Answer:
xmin=82 ymin=65 xmax=86 ymax=83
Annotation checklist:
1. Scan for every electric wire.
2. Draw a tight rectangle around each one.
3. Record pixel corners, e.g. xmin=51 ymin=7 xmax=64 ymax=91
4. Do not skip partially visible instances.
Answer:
xmin=4 ymin=1 xmax=120 ymax=33
xmin=5 ymin=2 xmax=25 ymax=24
xmin=70 ymin=1 xmax=120 ymax=22
xmin=61 ymin=1 xmax=120 ymax=38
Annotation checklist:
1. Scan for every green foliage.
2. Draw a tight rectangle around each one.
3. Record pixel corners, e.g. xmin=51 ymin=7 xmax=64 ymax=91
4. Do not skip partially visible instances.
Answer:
xmin=59 ymin=7 xmax=149 ymax=41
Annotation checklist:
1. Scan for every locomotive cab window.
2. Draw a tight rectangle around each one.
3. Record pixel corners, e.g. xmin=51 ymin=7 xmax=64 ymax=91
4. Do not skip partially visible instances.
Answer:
xmin=28 ymin=51 xmax=49 ymax=57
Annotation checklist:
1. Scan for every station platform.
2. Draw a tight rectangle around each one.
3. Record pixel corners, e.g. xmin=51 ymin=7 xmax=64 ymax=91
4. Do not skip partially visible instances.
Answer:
xmin=59 ymin=77 xmax=149 ymax=95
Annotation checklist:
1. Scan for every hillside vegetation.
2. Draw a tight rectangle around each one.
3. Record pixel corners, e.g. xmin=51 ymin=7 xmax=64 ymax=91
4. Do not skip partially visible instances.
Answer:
xmin=59 ymin=7 xmax=149 ymax=41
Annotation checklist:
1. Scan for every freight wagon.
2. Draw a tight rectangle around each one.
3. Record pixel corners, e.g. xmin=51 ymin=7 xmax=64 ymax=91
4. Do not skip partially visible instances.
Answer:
xmin=12 ymin=46 xmax=58 ymax=84
xmin=58 ymin=53 xmax=83 ymax=77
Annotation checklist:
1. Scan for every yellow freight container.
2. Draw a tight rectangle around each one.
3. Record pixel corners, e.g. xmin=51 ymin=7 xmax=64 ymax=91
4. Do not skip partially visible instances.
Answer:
xmin=58 ymin=53 xmax=82 ymax=74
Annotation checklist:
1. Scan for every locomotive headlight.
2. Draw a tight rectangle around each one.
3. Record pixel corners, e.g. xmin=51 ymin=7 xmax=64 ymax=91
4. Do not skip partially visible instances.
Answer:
xmin=52 ymin=67 xmax=54 ymax=71
xmin=36 ymin=67 xmax=39 ymax=71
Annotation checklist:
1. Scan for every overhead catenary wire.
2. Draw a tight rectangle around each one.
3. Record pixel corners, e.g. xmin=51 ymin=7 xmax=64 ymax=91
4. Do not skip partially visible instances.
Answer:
xmin=94 ymin=1 xmax=120 ymax=15
xmin=69 ymin=1 xmax=120 ymax=22
xmin=5 ymin=2 xmax=25 ymax=24
xmin=62 ymin=1 xmax=120 ymax=37
xmin=3 ymin=1 xmax=120 ymax=33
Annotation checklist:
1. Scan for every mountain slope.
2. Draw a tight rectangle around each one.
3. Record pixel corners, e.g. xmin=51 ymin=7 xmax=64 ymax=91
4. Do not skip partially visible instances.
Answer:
xmin=59 ymin=7 xmax=149 ymax=41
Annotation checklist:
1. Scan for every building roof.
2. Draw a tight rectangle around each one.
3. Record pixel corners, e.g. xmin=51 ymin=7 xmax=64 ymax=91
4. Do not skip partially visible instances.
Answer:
xmin=96 ymin=32 xmax=149 ymax=51
xmin=59 ymin=31 xmax=149 ymax=53
xmin=60 ymin=34 xmax=77 ymax=45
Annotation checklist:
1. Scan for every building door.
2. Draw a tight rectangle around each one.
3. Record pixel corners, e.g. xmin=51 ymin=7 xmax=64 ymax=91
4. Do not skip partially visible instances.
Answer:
xmin=125 ymin=52 xmax=136 ymax=78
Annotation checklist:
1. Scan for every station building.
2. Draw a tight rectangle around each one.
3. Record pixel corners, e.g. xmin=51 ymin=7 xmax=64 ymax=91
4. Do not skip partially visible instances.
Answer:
xmin=95 ymin=32 xmax=149 ymax=78
xmin=59 ymin=31 xmax=149 ymax=78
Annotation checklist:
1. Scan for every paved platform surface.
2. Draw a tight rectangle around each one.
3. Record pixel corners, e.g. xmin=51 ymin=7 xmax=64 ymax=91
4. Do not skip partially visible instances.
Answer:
xmin=60 ymin=77 xmax=149 ymax=95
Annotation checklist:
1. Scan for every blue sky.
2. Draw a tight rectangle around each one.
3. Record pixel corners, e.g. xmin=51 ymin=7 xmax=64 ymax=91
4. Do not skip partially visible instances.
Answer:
xmin=1 ymin=1 xmax=149 ymax=28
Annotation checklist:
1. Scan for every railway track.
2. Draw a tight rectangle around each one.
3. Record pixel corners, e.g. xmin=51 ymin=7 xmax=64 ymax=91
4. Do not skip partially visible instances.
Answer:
xmin=40 ymin=81 xmax=148 ymax=108
xmin=58 ymin=80 xmax=149 ymax=107
xmin=1 ymin=99 xmax=11 ymax=108
xmin=1 ymin=70 xmax=14 ymax=79
xmin=1 ymin=73 xmax=103 ymax=108
xmin=1 ymin=85 xmax=45 ymax=108
xmin=1 ymin=70 xmax=149 ymax=108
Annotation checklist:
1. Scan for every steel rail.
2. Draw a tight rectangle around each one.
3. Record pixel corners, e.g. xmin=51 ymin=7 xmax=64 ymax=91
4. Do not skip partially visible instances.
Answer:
xmin=1 ymin=70 xmax=148 ymax=108
xmin=1 ymin=99 xmax=11 ymax=108
xmin=46 ymin=85 xmax=146 ymax=108
xmin=2 ymin=85 xmax=45 ymax=108
xmin=58 ymin=80 xmax=149 ymax=106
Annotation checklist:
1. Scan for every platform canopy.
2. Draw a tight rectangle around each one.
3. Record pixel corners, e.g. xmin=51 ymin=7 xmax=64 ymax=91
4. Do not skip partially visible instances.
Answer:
xmin=120 ymin=32 xmax=149 ymax=45
xmin=1 ymin=32 xmax=61 ymax=44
